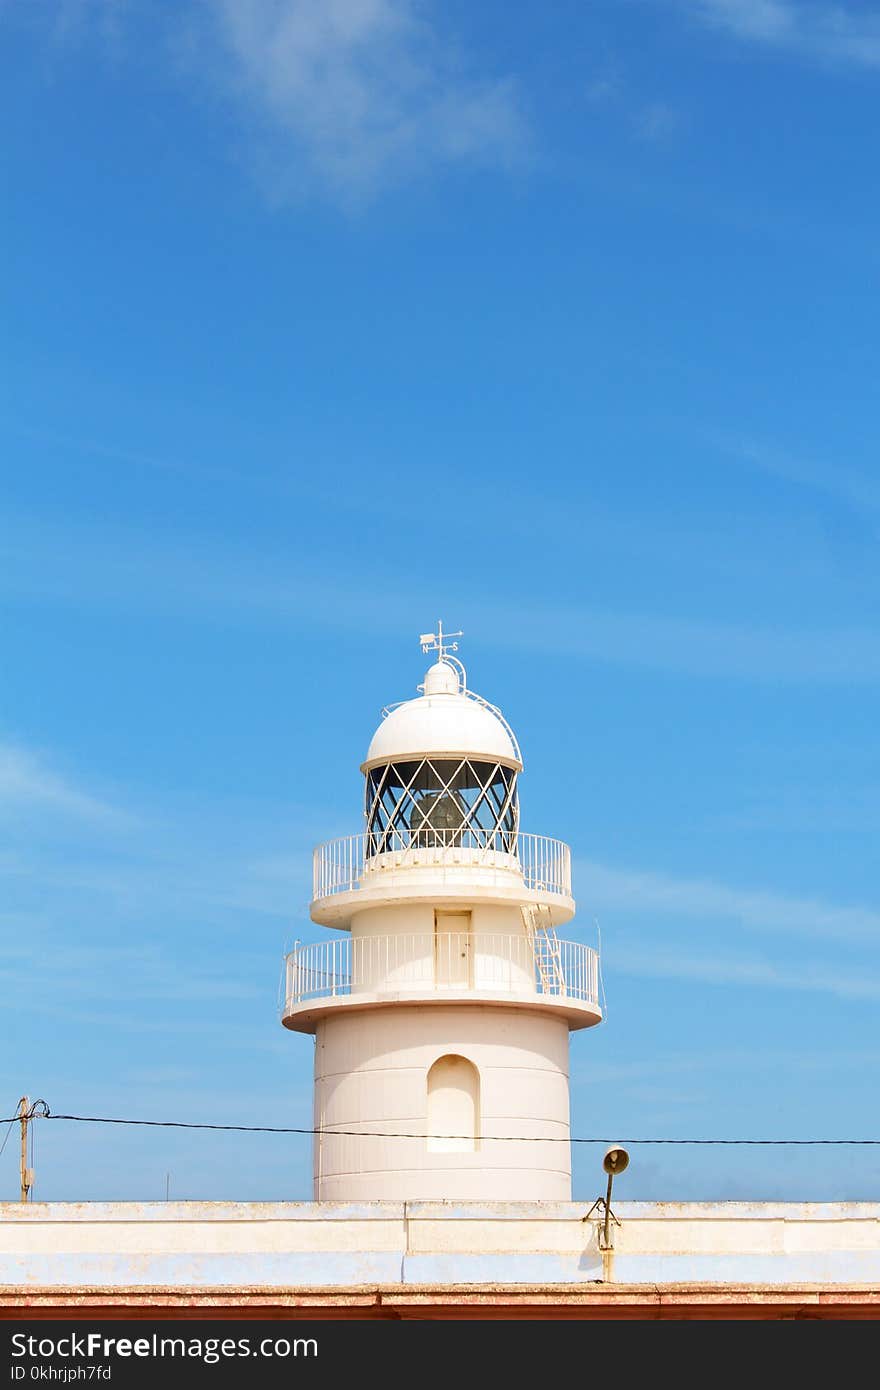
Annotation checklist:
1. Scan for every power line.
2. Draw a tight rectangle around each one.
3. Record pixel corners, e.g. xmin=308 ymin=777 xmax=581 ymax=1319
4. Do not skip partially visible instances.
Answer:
xmin=0 ymin=1111 xmax=16 ymax=1158
xmin=2 ymin=1109 xmax=880 ymax=1145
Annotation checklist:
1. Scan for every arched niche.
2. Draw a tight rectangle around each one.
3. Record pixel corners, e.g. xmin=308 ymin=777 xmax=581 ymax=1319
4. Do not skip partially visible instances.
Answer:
xmin=427 ymin=1054 xmax=480 ymax=1153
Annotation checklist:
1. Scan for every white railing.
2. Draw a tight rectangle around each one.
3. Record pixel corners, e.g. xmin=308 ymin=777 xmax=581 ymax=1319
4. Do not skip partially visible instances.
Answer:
xmin=283 ymin=933 xmax=599 ymax=1010
xmin=314 ymin=834 xmax=366 ymax=900
xmin=312 ymin=831 xmax=572 ymax=900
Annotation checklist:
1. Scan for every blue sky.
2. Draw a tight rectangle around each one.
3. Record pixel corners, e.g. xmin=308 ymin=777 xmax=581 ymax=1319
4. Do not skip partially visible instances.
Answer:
xmin=1 ymin=0 xmax=879 ymax=1203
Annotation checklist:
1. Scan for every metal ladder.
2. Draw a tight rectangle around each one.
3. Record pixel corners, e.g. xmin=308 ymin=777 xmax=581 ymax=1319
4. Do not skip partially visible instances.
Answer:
xmin=521 ymin=903 xmax=565 ymax=994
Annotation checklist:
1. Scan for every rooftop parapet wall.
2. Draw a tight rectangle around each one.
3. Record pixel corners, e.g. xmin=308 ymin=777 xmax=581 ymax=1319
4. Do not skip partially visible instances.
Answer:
xmin=2 ymin=1201 xmax=879 ymax=1289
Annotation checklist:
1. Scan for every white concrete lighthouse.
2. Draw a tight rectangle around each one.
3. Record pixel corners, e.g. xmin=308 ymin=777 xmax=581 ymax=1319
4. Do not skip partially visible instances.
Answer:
xmin=282 ymin=625 xmax=602 ymax=1201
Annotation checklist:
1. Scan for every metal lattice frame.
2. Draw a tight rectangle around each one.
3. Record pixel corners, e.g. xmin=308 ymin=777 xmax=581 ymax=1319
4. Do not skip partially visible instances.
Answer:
xmin=365 ymin=758 xmax=519 ymax=856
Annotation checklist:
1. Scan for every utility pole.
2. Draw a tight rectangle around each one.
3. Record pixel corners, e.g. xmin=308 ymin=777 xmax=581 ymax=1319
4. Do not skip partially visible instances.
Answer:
xmin=17 ymin=1097 xmax=47 ymax=1201
xmin=19 ymin=1096 xmax=32 ymax=1202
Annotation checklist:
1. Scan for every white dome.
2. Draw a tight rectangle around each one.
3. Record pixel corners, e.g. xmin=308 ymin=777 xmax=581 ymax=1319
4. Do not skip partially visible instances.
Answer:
xmin=422 ymin=660 xmax=460 ymax=696
xmin=362 ymin=680 xmax=522 ymax=772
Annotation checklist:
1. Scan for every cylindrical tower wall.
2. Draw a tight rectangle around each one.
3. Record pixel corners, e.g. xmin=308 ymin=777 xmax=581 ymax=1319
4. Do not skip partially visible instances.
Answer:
xmin=313 ymin=1003 xmax=572 ymax=1200
xmin=349 ymin=903 xmax=536 ymax=994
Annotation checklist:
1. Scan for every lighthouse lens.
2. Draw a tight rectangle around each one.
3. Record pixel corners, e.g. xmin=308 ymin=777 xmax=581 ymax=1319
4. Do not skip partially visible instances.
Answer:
xmin=409 ymin=789 xmax=467 ymax=844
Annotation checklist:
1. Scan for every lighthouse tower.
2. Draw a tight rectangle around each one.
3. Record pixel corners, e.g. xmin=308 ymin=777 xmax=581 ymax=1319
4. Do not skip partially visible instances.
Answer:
xmin=282 ymin=626 xmax=602 ymax=1201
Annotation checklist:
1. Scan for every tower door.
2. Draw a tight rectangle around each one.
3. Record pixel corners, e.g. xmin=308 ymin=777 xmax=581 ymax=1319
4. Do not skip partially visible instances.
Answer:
xmin=434 ymin=911 xmax=472 ymax=988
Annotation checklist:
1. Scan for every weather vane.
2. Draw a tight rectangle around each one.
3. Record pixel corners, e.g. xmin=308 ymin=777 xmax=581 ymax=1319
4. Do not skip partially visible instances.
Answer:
xmin=419 ymin=620 xmax=463 ymax=663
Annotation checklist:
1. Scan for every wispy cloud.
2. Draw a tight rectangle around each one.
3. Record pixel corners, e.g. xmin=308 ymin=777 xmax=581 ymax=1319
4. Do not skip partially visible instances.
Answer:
xmin=584 ymin=66 xmax=680 ymax=144
xmin=494 ymin=603 xmax=880 ymax=684
xmin=611 ymin=943 xmax=880 ymax=1001
xmin=574 ymin=1045 xmax=880 ymax=1085
xmin=3 ymin=502 xmax=880 ymax=684
xmin=683 ymin=1 xmax=880 ymax=68
xmin=0 ymin=937 xmax=262 ymax=1006
xmin=585 ymin=71 xmax=622 ymax=104
xmin=48 ymin=0 xmax=130 ymax=50
xmin=710 ymin=785 xmax=880 ymax=835
xmin=36 ymin=2 xmax=526 ymax=202
xmin=191 ymin=0 xmax=527 ymax=200
xmin=717 ymin=435 xmax=880 ymax=519
xmin=579 ymin=856 xmax=880 ymax=944
xmin=634 ymin=100 xmax=680 ymax=142
xmin=0 ymin=742 xmax=118 ymax=821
